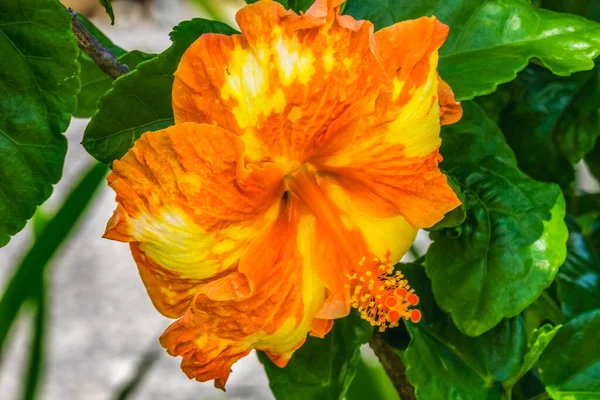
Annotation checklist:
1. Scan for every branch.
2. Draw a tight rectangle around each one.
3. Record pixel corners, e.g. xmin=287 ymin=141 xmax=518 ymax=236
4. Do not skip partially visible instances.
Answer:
xmin=369 ymin=334 xmax=416 ymax=400
xmin=67 ymin=8 xmax=129 ymax=79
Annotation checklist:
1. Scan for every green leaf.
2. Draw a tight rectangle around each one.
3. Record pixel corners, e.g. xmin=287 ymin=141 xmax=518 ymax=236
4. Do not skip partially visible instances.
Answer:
xmin=82 ymin=19 xmax=237 ymax=164
xmin=539 ymin=310 xmax=600 ymax=399
xmin=499 ymin=65 xmax=600 ymax=190
xmin=541 ymin=0 xmax=600 ymax=21
xmin=0 ymin=0 xmax=80 ymax=247
xmin=99 ymin=0 xmax=115 ymax=24
xmin=76 ymin=51 xmax=156 ymax=118
xmin=426 ymin=102 xmax=568 ymax=336
xmin=503 ymin=324 xmax=562 ymax=391
xmin=437 ymin=102 xmax=517 ymax=166
xmin=556 ymin=218 xmax=600 ymax=318
xmin=258 ymin=311 xmax=372 ymax=400
xmin=343 ymin=0 xmax=600 ymax=100
xmin=0 ymin=163 xmax=108 ymax=352
xmin=401 ymin=262 xmax=527 ymax=400
xmin=346 ymin=357 xmax=399 ymax=400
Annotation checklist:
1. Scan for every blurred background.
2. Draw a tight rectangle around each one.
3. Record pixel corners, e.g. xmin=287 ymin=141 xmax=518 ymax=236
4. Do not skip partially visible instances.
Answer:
xmin=0 ymin=1 xmax=406 ymax=399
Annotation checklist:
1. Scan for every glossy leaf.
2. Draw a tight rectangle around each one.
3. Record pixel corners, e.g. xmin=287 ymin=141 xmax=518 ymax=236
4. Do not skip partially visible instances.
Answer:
xmin=427 ymin=102 xmax=568 ymax=336
xmin=499 ymin=66 xmax=600 ymax=189
xmin=539 ymin=310 xmax=600 ymax=399
xmin=99 ymin=0 xmax=115 ymax=24
xmin=0 ymin=0 xmax=80 ymax=247
xmin=82 ymin=19 xmax=237 ymax=164
xmin=503 ymin=324 xmax=562 ymax=390
xmin=258 ymin=311 xmax=372 ymax=400
xmin=556 ymin=218 xmax=600 ymax=318
xmin=344 ymin=0 xmax=600 ymax=100
xmin=401 ymin=263 xmax=527 ymax=400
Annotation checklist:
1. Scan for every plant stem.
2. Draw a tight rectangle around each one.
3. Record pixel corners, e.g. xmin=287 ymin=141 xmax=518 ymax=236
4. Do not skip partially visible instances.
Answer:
xmin=67 ymin=8 xmax=129 ymax=79
xmin=369 ymin=334 xmax=416 ymax=400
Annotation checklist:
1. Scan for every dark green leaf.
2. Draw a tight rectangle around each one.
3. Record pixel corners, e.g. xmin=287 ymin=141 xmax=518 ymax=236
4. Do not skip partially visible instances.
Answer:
xmin=76 ymin=51 xmax=156 ymax=118
xmin=542 ymin=0 xmax=600 ymax=21
xmin=438 ymin=102 xmax=517 ymax=167
xmin=82 ymin=19 xmax=237 ymax=164
xmin=556 ymin=218 xmax=600 ymax=318
xmin=99 ymin=0 xmax=115 ymax=24
xmin=587 ymin=139 xmax=600 ymax=183
xmin=426 ymin=102 xmax=568 ymax=336
xmin=539 ymin=310 xmax=600 ymax=399
xmin=258 ymin=311 xmax=372 ymax=400
xmin=343 ymin=0 xmax=600 ymax=100
xmin=0 ymin=0 xmax=80 ymax=247
xmin=401 ymin=262 xmax=527 ymax=400
xmin=0 ymin=163 xmax=108 ymax=351
xmin=499 ymin=65 xmax=600 ymax=189
xmin=503 ymin=324 xmax=562 ymax=390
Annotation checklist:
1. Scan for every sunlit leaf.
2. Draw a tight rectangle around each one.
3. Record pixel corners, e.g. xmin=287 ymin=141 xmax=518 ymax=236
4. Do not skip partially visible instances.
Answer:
xmin=344 ymin=0 xmax=600 ymax=100
xmin=426 ymin=102 xmax=568 ymax=336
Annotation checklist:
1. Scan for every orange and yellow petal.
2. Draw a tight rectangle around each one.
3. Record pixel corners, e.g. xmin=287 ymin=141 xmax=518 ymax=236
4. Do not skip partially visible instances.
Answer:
xmin=316 ymin=16 xmax=461 ymax=228
xmin=172 ymin=0 xmax=388 ymax=169
xmin=160 ymin=196 xmax=328 ymax=388
xmin=284 ymin=165 xmax=419 ymax=326
xmin=104 ymin=122 xmax=283 ymax=317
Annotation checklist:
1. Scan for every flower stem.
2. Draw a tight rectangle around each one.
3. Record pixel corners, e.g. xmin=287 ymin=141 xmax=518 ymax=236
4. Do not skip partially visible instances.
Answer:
xmin=369 ymin=334 xmax=416 ymax=400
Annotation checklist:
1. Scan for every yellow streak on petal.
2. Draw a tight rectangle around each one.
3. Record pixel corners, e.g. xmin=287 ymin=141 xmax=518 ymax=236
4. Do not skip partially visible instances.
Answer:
xmin=130 ymin=206 xmax=278 ymax=279
xmin=392 ymin=77 xmax=405 ymax=101
xmin=272 ymin=27 xmax=315 ymax=86
xmin=220 ymin=46 xmax=288 ymax=129
xmin=322 ymin=48 xmax=335 ymax=73
xmin=251 ymin=215 xmax=327 ymax=356
xmin=385 ymin=52 xmax=441 ymax=158
xmin=326 ymin=185 xmax=417 ymax=262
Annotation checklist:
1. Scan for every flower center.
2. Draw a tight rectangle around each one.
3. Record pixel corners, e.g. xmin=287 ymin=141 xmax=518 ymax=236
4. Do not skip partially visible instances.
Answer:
xmin=346 ymin=255 xmax=421 ymax=332
xmin=286 ymin=164 xmax=420 ymax=330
